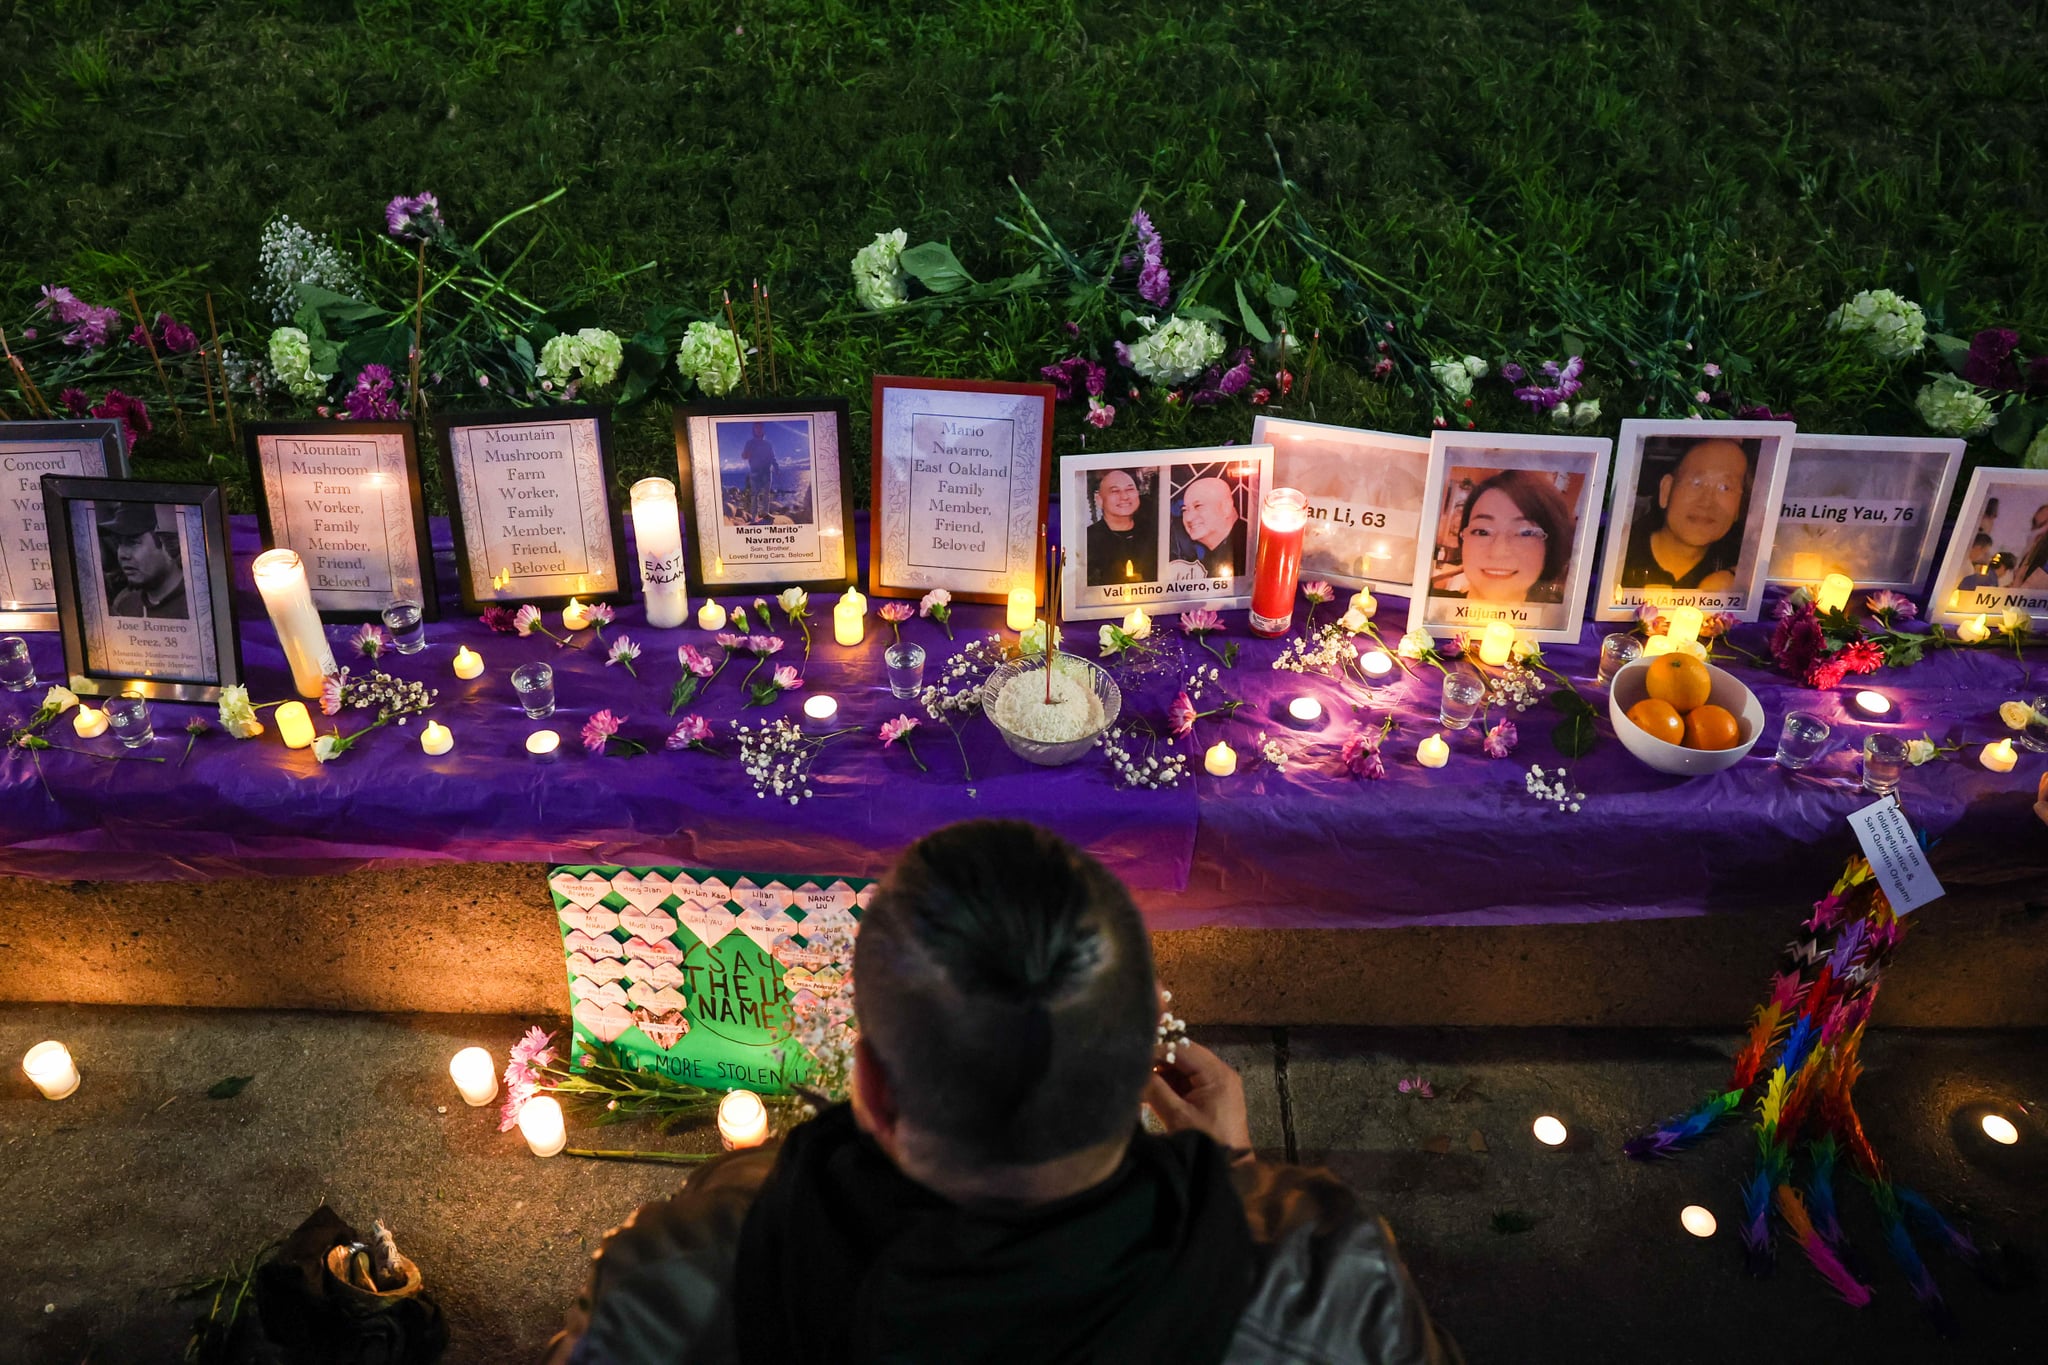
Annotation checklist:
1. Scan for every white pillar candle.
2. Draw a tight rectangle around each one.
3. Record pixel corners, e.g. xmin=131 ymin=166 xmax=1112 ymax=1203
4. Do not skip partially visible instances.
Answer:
xmin=22 ymin=1040 xmax=79 ymax=1100
xmin=1477 ymin=621 xmax=1516 ymax=667
xmin=1680 ymin=1205 xmax=1717 ymax=1238
xmin=1665 ymin=605 xmax=1705 ymax=650
xmin=72 ymin=705 xmax=109 ymax=738
xmin=1006 ymin=585 xmax=1035 ymax=632
xmin=275 ymin=701 xmax=315 ymax=750
xmin=1359 ymin=649 xmax=1394 ymax=681
xmin=718 ymin=1089 xmax=769 ymax=1150
xmin=1981 ymin=738 xmax=2017 ymax=773
xmin=1121 ymin=606 xmax=1151 ymax=639
xmin=251 ymin=548 xmax=337 ymax=699
xmin=562 ymin=598 xmax=592 ymax=631
xmin=1417 ymin=733 xmax=1450 ymax=768
xmin=419 ymin=720 xmax=453 ymax=756
xmin=452 ymin=646 xmax=484 ymax=680
xmin=802 ymin=694 xmax=838 ymax=732
xmin=449 ymin=1047 xmax=498 ymax=1106
xmin=1287 ymin=696 xmax=1322 ymax=724
xmin=697 ymin=600 xmax=727 ymax=632
xmin=630 ymin=477 xmax=689 ymax=629
xmin=1815 ymin=574 xmax=1853 ymax=615
xmin=1204 ymin=742 xmax=1237 ymax=776
xmin=1532 ymin=1115 xmax=1568 ymax=1146
xmin=518 ymin=1094 xmax=566 ymax=1157
xmin=833 ymin=589 xmax=866 ymax=647
xmin=526 ymin=730 xmax=560 ymax=761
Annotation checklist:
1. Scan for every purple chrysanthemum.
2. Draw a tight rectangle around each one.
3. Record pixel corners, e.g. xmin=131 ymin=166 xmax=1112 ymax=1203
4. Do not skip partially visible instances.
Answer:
xmin=385 ymin=192 xmax=445 ymax=241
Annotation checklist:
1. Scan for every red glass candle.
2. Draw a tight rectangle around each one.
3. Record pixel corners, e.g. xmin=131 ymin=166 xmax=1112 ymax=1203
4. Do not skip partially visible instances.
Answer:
xmin=1249 ymin=487 xmax=1308 ymax=637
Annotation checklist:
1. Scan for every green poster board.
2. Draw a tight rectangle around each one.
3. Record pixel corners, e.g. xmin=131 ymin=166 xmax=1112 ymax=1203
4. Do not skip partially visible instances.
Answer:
xmin=547 ymin=864 xmax=869 ymax=1095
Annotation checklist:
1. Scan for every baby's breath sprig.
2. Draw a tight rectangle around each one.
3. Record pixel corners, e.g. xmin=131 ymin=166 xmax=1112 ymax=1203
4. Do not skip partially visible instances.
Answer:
xmin=732 ymin=717 xmax=860 ymax=804
xmin=1103 ymin=717 xmax=1188 ymax=789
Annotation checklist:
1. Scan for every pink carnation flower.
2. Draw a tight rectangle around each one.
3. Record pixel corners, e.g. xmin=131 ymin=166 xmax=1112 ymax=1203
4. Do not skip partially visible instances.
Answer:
xmin=678 ymin=644 xmax=716 ymax=678
xmin=582 ymin=709 xmax=623 ymax=754
xmin=319 ymin=669 xmax=349 ymax=717
xmin=666 ymin=714 xmax=715 ymax=750
xmin=1180 ymin=609 xmax=1223 ymax=635
xmin=1167 ymin=689 xmax=1198 ymax=738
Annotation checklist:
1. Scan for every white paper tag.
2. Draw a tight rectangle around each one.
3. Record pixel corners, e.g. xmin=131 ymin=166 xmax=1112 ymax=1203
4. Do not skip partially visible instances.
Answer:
xmin=1846 ymin=796 xmax=1944 ymax=914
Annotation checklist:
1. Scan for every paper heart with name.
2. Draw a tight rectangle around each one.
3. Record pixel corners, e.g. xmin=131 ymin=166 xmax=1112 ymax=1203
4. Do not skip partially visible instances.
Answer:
xmin=611 ymin=870 xmax=676 ymax=913
xmin=566 ymin=951 xmax=630 ymax=985
xmin=550 ymin=872 xmax=614 ymax=910
xmin=675 ymin=900 xmax=737 ymax=949
xmin=856 ymin=884 xmax=877 ymax=910
xmin=731 ymin=905 xmax=791 ymax=954
xmin=771 ymin=940 xmax=844 ymax=972
xmin=795 ymin=880 xmax=857 ymax=917
xmin=557 ymin=902 xmax=621 ymax=935
xmin=732 ymin=877 xmax=797 ymax=918
xmin=692 ymin=876 xmax=731 ymax=905
xmin=563 ymin=928 xmax=624 ymax=961
xmin=793 ymin=901 xmax=858 ymax=947
xmin=627 ymin=981 xmax=689 ymax=1013
xmin=574 ymin=998 xmax=635 ymax=1044
xmin=635 ymin=1008 xmax=691 ymax=1051
xmin=622 ymin=935 xmax=684 ymax=968
xmin=783 ymin=963 xmax=848 ymax=1006
xmin=618 ymin=906 xmax=678 ymax=942
xmin=570 ymin=978 xmax=629 ymax=1007
xmin=623 ymin=959 xmax=686 ymax=990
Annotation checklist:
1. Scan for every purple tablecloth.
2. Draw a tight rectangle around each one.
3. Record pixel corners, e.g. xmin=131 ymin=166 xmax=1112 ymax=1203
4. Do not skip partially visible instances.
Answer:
xmin=2 ymin=514 xmax=2042 ymax=928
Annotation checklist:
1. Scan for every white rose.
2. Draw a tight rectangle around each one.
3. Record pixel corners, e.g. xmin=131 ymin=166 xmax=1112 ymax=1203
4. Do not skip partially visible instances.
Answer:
xmin=312 ymin=734 xmax=339 ymax=763
xmin=2000 ymin=607 xmax=2029 ymax=634
xmin=778 ymin=587 xmax=808 ymax=614
xmin=1905 ymin=738 xmax=1938 ymax=766
xmin=1999 ymin=700 xmax=2036 ymax=731
xmin=43 ymin=685 xmax=79 ymax=714
xmin=1397 ymin=628 xmax=1434 ymax=659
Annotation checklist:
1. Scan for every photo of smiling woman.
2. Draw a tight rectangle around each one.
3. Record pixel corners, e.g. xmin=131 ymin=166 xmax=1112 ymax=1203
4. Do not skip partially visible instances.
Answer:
xmin=1409 ymin=432 xmax=1609 ymax=643
xmin=1594 ymin=419 xmax=1793 ymax=622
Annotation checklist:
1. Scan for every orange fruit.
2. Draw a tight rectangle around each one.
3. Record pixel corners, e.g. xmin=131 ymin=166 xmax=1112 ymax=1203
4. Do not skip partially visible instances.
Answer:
xmin=1643 ymin=654 xmax=1713 ymax=713
xmin=1626 ymin=698 xmax=1686 ymax=746
xmin=1682 ymin=704 xmax=1743 ymax=751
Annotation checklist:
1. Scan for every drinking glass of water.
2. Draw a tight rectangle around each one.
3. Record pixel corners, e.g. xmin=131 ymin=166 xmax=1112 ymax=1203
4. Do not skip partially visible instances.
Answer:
xmin=382 ymin=598 xmax=427 ymax=654
xmin=105 ymin=691 xmax=155 ymax=749
xmin=1439 ymin=672 xmax=1486 ymax=731
xmin=0 ymin=636 xmax=34 ymax=692
xmin=1774 ymin=712 xmax=1832 ymax=770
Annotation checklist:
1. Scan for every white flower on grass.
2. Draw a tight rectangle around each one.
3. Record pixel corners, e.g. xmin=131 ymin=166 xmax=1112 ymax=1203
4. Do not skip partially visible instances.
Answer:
xmin=1127 ymin=316 xmax=1225 ymax=386
xmin=2026 ymin=425 xmax=2048 ymax=470
xmin=257 ymin=215 xmax=363 ymax=322
xmin=1827 ymin=289 xmax=1927 ymax=361
xmin=1431 ymin=357 xmax=1487 ymax=402
xmin=536 ymin=328 xmax=624 ymax=387
xmin=1550 ymin=398 xmax=1601 ymax=429
xmin=851 ymin=229 xmax=911 ymax=311
xmin=1914 ymin=374 xmax=1995 ymax=437
xmin=674 ymin=320 xmax=744 ymax=396
xmin=268 ymin=326 xmax=332 ymax=399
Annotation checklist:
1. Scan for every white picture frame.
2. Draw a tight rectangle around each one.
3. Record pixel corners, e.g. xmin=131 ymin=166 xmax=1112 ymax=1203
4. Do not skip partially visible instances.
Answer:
xmin=1765 ymin=433 xmax=1964 ymax=590
xmin=1405 ymin=431 xmax=1610 ymax=644
xmin=1926 ymin=466 xmax=2048 ymax=628
xmin=1251 ymin=415 xmax=1431 ymax=595
xmin=1592 ymin=419 xmax=1795 ymax=622
xmin=1059 ymin=444 xmax=1274 ymax=621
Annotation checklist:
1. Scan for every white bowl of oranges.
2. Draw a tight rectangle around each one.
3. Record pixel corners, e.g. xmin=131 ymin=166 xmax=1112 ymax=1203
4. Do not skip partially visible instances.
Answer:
xmin=1608 ymin=653 xmax=1763 ymax=776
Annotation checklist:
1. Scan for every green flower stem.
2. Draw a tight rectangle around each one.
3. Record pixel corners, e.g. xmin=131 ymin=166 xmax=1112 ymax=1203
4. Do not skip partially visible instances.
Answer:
xmin=563 ymin=1147 xmax=716 ymax=1166
xmin=47 ymin=743 xmax=166 ymax=763
xmin=897 ymin=734 xmax=929 ymax=772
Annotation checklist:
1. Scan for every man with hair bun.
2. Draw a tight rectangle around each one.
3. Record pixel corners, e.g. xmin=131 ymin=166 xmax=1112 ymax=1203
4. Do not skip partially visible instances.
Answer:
xmin=548 ymin=820 xmax=1457 ymax=1365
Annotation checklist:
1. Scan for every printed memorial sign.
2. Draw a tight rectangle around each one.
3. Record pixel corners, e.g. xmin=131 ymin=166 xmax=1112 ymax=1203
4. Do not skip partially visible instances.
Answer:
xmin=246 ymin=421 xmax=435 ymax=620
xmin=438 ymin=407 xmax=625 ymax=611
xmin=0 ymin=419 xmax=126 ymax=630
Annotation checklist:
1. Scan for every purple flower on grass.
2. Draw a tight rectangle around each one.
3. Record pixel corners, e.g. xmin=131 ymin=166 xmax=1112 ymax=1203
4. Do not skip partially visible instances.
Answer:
xmin=1113 ymin=340 xmax=1135 ymax=370
xmin=1483 ymin=720 xmax=1518 ymax=759
xmin=385 ymin=192 xmax=445 ymax=241
xmin=1397 ymin=1076 xmax=1434 ymax=1098
xmin=59 ymin=387 xmax=90 ymax=416
xmin=342 ymin=364 xmax=404 ymax=421
xmin=1961 ymin=327 xmax=2023 ymax=391
xmin=1131 ymin=210 xmax=1172 ymax=308
xmin=1040 ymin=356 xmax=1108 ymax=402
xmin=90 ymin=390 xmax=152 ymax=446
xmin=1085 ymin=398 xmax=1116 ymax=428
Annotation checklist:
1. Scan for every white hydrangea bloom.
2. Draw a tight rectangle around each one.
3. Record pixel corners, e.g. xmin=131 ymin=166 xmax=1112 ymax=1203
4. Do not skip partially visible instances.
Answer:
xmin=536 ymin=327 xmax=623 ymax=387
xmin=1127 ymin=315 xmax=1225 ymax=386
xmin=851 ymin=229 xmax=910 ymax=311
xmin=2024 ymin=425 xmax=2048 ymax=470
xmin=674 ymin=320 xmax=744 ymax=396
xmin=1827 ymin=289 xmax=1927 ymax=361
xmin=1431 ymin=359 xmax=1475 ymax=402
xmin=1550 ymin=398 xmax=1601 ymax=429
xmin=267 ymin=326 xmax=332 ymax=399
xmin=1914 ymin=374 xmax=1995 ymax=437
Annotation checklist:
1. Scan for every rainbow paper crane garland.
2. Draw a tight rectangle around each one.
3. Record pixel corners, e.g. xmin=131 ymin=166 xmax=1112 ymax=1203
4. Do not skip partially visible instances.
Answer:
xmin=1626 ymin=856 xmax=1979 ymax=1331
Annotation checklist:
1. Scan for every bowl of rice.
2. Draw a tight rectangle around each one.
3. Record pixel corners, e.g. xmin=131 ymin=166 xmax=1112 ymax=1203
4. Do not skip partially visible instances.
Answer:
xmin=981 ymin=652 xmax=1122 ymax=766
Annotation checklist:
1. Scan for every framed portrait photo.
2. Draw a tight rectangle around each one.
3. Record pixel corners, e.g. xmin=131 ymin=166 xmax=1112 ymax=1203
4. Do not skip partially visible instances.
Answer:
xmin=1251 ymin=416 xmax=1430 ymax=594
xmin=1406 ymin=431 xmax=1610 ymax=643
xmin=42 ymin=476 xmax=241 ymax=702
xmin=1765 ymin=434 xmax=1964 ymax=590
xmin=1926 ymin=466 xmax=2048 ymax=628
xmin=244 ymin=420 xmax=436 ymax=622
xmin=435 ymin=406 xmax=627 ymax=613
xmin=869 ymin=376 xmax=1053 ymax=604
xmin=0 ymin=419 xmax=129 ymax=630
xmin=1593 ymin=419 xmax=1794 ymax=622
xmin=674 ymin=399 xmax=855 ymax=595
xmin=1060 ymin=445 xmax=1275 ymax=621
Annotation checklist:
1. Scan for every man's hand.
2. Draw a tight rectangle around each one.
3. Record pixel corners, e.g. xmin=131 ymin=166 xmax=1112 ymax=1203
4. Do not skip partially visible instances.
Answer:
xmin=1142 ymin=1040 xmax=1253 ymax=1156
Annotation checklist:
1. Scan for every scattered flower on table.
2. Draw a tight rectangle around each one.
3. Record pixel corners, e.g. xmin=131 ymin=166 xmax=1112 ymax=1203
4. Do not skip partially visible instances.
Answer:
xmin=1273 ymin=624 xmax=1355 ymax=675
xmin=715 ymin=631 xmax=746 ymax=653
xmin=1440 ymin=632 xmax=1466 ymax=660
xmin=730 ymin=604 xmax=751 ymax=633
xmin=1180 ymin=608 xmax=1236 ymax=666
xmin=772 ymin=665 xmax=801 ymax=691
xmin=351 ymin=623 xmax=388 ymax=659
xmin=1341 ymin=725 xmax=1388 ymax=780
xmin=582 ymin=709 xmax=647 ymax=756
xmin=312 ymin=734 xmax=340 ymax=763
xmin=607 ymin=635 xmax=642 ymax=676
xmin=180 ymin=717 xmax=211 ymax=767
xmin=878 ymin=714 xmax=926 ymax=772
xmin=43 ymin=685 xmax=78 ymax=715
xmin=1168 ymin=690 xmax=1198 ymax=738
xmin=479 ymin=605 xmax=518 ymax=633
xmin=1826 ymin=288 xmax=1926 ymax=361
xmin=879 ymin=601 xmax=913 ymax=645
xmin=2000 ymin=700 xmax=2039 ymax=731
xmin=778 ymin=587 xmax=810 ymax=621
xmin=1104 ymin=723 xmax=1189 ymax=789
xmin=1906 ymin=737 xmax=1940 ymax=766
xmin=919 ymin=589 xmax=954 ymax=639
xmin=666 ymin=714 xmax=718 ymax=754
xmin=851 ymin=229 xmax=911 ymax=312
xmin=2000 ymin=607 xmax=2030 ymax=635
xmin=746 ymin=634 xmax=783 ymax=657
xmin=746 ymin=664 xmax=803 ymax=709
xmin=1302 ymin=581 xmax=1334 ymax=606
xmin=1863 ymin=590 xmax=1916 ymax=623
xmin=734 ymin=716 xmax=858 ymax=803
xmin=1397 ymin=1076 xmax=1435 ymax=1099
xmin=1524 ymin=765 xmax=1584 ymax=812
xmin=1397 ymin=628 xmax=1435 ymax=660
xmin=583 ymin=601 xmax=615 ymax=639
xmin=1483 ymin=719 xmax=1519 ymax=759
xmin=218 ymin=686 xmax=263 ymax=739
xmin=1257 ymin=732 xmax=1288 ymax=771
xmin=679 ymin=644 xmax=716 ymax=677
xmin=514 ymin=605 xmax=541 ymax=634
xmin=320 ymin=669 xmax=349 ymax=717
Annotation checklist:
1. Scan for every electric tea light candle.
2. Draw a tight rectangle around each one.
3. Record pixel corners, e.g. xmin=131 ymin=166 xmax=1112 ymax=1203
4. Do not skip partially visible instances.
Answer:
xmin=631 ymin=477 xmax=689 ymax=629
xmin=1478 ymin=621 xmax=1516 ymax=667
xmin=833 ymin=588 xmax=866 ymax=647
xmin=562 ymin=598 xmax=592 ymax=631
xmin=1249 ymin=487 xmax=1309 ymax=638
xmin=519 ymin=1094 xmax=566 ymax=1157
xmin=72 ymin=705 xmax=108 ymax=739
xmin=1851 ymin=689 xmax=1893 ymax=719
xmin=1359 ymin=649 xmax=1394 ymax=681
xmin=275 ymin=701 xmax=315 ymax=750
xmin=22 ymin=1040 xmax=79 ymax=1100
xmin=1680 ymin=1205 xmax=1717 ymax=1238
xmin=1287 ymin=696 xmax=1323 ymax=724
xmin=1981 ymin=1114 xmax=2019 ymax=1145
xmin=1981 ymin=738 xmax=2017 ymax=773
xmin=449 ymin=1047 xmax=497 ymax=1106
xmin=1122 ymin=606 xmax=1151 ymax=638
xmin=452 ymin=646 xmax=484 ymax=680
xmin=1532 ymin=1115 xmax=1568 ymax=1146
xmin=419 ymin=720 xmax=453 ymax=756
xmin=803 ymin=694 xmax=839 ymax=732
xmin=697 ymin=600 xmax=727 ymax=632
xmin=1006 ymin=583 xmax=1035 ymax=633
xmin=252 ymin=548 xmax=337 ymax=699
xmin=1417 ymin=733 xmax=1450 ymax=768
xmin=1204 ymin=741 xmax=1237 ymax=776
xmin=719 ymin=1089 xmax=769 ymax=1150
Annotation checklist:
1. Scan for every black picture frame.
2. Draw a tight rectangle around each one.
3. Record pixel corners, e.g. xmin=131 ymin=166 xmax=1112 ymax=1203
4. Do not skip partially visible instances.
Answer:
xmin=243 ymin=419 xmax=438 ymax=623
xmin=0 ymin=419 xmax=130 ymax=631
xmin=433 ymin=405 xmax=628 ymax=614
xmin=673 ymin=397 xmax=857 ymax=596
xmin=42 ymin=476 xmax=242 ymax=703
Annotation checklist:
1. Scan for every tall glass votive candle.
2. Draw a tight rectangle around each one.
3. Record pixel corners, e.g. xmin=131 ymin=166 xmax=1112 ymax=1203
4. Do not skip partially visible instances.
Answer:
xmin=382 ymin=598 xmax=427 ymax=654
xmin=1249 ymin=487 xmax=1309 ymax=638
xmin=0 ymin=635 xmax=35 ymax=691
xmin=630 ymin=477 xmax=689 ymax=628
xmin=252 ymin=549 xmax=337 ymax=698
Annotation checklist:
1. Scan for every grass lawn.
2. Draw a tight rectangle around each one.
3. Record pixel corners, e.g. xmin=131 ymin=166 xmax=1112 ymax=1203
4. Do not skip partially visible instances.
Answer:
xmin=2 ymin=0 xmax=2045 ymax=505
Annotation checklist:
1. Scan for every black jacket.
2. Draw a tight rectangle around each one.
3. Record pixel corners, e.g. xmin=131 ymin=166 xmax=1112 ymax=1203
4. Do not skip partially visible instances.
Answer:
xmin=544 ymin=1149 xmax=1461 ymax=1365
